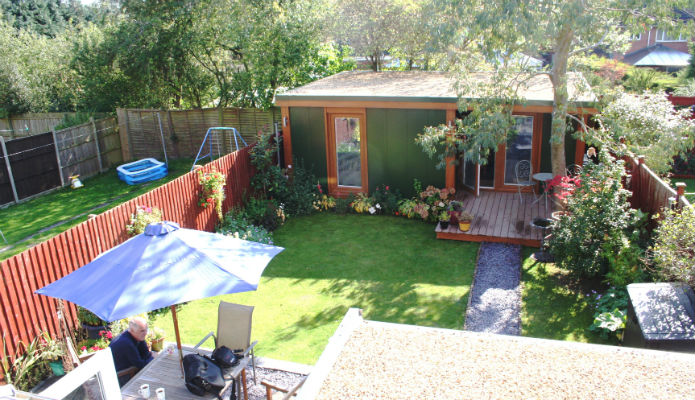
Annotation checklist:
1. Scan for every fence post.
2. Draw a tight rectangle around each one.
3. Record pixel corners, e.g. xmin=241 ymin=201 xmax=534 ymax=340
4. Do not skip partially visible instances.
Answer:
xmin=0 ymin=136 xmax=19 ymax=203
xmin=675 ymin=182 xmax=686 ymax=208
xmin=90 ymin=117 xmax=104 ymax=172
xmin=633 ymin=155 xmax=645 ymax=211
xmin=7 ymin=118 xmax=15 ymax=140
xmin=116 ymin=108 xmax=132 ymax=162
xmin=51 ymin=129 xmax=66 ymax=187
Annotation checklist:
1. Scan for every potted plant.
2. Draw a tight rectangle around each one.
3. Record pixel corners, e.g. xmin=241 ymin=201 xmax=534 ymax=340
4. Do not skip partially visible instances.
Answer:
xmin=77 ymin=330 xmax=113 ymax=362
xmin=41 ymin=334 xmax=66 ymax=377
xmin=438 ymin=211 xmax=450 ymax=230
xmin=458 ymin=211 xmax=474 ymax=232
xmin=147 ymin=327 xmax=166 ymax=352
xmin=77 ymin=306 xmax=108 ymax=339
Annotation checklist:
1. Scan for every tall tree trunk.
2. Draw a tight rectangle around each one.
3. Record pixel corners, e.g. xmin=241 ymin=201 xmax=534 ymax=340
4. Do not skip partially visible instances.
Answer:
xmin=550 ymin=27 xmax=573 ymax=176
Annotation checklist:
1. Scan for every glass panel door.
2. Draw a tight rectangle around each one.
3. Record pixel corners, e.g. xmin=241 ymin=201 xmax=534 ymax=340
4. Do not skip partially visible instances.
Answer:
xmin=462 ymin=159 xmax=476 ymax=189
xmin=479 ymin=152 xmax=495 ymax=188
xmin=504 ymin=116 xmax=534 ymax=185
xmin=334 ymin=117 xmax=361 ymax=187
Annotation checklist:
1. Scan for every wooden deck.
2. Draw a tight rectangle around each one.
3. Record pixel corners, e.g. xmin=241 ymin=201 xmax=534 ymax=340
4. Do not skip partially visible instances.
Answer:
xmin=436 ymin=191 xmax=553 ymax=247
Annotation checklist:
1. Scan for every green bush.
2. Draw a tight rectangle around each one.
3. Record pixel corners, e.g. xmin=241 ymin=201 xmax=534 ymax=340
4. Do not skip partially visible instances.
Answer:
xmin=372 ymin=184 xmax=403 ymax=214
xmin=244 ymin=197 xmax=284 ymax=232
xmin=588 ymin=286 xmax=628 ymax=340
xmin=217 ymin=208 xmax=274 ymax=245
xmin=650 ymin=207 xmax=695 ymax=287
xmin=333 ymin=196 xmax=353 ymax=214
xmin=549 ymin=150 xmax=646 ymax=283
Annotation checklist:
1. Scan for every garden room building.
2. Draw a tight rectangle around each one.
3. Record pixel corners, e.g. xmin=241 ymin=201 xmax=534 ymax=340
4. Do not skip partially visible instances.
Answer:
xmin=276 ymin=71 xmax=597 ymax=246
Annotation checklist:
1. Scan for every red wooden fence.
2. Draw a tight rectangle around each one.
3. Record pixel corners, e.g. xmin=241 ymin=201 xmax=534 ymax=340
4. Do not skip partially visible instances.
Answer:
xmin=0 ymin=148 xmax=252 ymax=361
xmin=628 ymin=156 xmax=692 ymax=220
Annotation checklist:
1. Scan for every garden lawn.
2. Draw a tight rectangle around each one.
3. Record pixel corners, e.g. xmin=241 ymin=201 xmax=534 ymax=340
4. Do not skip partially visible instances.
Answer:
xmin=0 ymin=158 xmax=192 ymax=260
xmin=521 ymin=247 xmax=615 ymax=345
xmin=152 ymin=213 xmax=478 ymax=365
xmin=672 ymin=177 xmax=695 ymax=203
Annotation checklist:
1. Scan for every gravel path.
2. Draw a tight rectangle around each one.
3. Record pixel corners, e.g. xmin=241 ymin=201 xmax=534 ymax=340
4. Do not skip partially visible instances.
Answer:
xmin=232 ymin=366 xmax=306 ymax=400
xmin=464 ymin=242 xmax=521 ymax=335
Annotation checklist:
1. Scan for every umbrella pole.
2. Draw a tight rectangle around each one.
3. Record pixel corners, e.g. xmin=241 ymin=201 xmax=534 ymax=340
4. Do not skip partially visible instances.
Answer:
xmin=170 ymin=305 xmax=184 ymax=375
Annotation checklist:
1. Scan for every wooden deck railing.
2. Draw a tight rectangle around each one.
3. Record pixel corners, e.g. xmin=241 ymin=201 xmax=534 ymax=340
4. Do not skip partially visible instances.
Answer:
xmin=0 ymin=148 xmax=252 ymax=361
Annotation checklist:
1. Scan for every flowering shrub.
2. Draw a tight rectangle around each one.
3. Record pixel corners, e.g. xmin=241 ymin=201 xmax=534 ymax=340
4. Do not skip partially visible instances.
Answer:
xmin=372 ymin=185 xmax=402 ymax=214
xmin=549 ymin=150 xmax=647 ymax=283
xmin=198 ymin=168 xmax=226 ymax=220
xmin=79 ymin=329 xmax=113 ymax=354
xmin=545 ymin=175 xmax=581 ymax=205
xmin=351 ymin=192 xmax=374 ymax=214
xmin=313 ymin=194 xmax=336 ymax=211
xmin=126 ymin=206 xmax=163 ymax=236
xmin=397 ymin=199 xmax=418 ymax=218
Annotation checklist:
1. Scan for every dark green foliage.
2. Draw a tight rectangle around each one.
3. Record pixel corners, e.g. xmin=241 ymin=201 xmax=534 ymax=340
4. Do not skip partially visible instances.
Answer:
xmin=53 ymin=111 xmax=95 ymax=130
xmin=249 ymin=129 xmax=320 ymax=217
xmin=588 ymin=286 xmax=628 ymax=340
xmin=244 ymin=197 xmax=282 ymax=232
xmin=333 ymin=196 xmax=353 ymax=215
xmin=650 ymin=206 xmax=695 ymax=287
xmin=549 ymin=150 xmax=647 ymax=284
xmin=686 ymin=42 xmax=695 ymax=80
xmin=371 ymin=184 xmax=403 ymax=214
xmin=0 ymin=0 xmax=85 ymax=37
xmin=77 ymin=306 xmax=106 ymax=326
xmin=217 ymin=208 xmax=274 ymax=245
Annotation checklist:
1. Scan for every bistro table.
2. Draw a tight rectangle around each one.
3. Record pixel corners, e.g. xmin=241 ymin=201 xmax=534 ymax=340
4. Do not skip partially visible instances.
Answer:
xmin=121 ymin=344 xmax=249 ymax=400
xmin=531 ymin=172 xmax=554 ymax=213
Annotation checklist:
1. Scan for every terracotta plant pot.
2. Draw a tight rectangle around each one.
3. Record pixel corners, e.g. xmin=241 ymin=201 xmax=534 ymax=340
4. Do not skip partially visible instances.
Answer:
xmin=459 ymin=221 xmax=471 ymax=232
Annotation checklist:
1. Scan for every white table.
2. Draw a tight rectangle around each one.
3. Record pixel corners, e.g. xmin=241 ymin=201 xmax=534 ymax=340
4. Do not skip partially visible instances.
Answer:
xmin=121 ymin=345 xmax=249 ymax=400
xmin=532 ymin=172 xmax=554 ymax=212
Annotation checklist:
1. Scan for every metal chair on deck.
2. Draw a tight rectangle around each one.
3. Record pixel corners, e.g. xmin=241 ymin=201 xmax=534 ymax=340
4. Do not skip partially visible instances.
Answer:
xmin=514 ymin=160 xmax=535 ymax=203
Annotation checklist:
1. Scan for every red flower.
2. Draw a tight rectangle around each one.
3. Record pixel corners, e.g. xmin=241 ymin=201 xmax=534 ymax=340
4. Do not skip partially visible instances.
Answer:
xmin=385 ymin=186 xmax=390 ymax=191
xmin=395 ymin=211 xmax=400 ymax=216
xmin=317 ymin=183 xmax=323 ymax=194
xmin=106 ymin=331 xmax=113 ymax=339
xmin=81 ymin=346 xmax=87 ymax=351
xmin=207 ymin=197 xmax=214 ymax=204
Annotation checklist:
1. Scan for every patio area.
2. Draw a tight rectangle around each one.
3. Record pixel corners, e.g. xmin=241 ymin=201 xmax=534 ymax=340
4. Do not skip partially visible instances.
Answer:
xmin=436 ymin=191 xmax=553 ymax=247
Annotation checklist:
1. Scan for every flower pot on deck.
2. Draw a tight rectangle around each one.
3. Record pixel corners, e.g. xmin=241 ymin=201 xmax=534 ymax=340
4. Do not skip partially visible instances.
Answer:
xmin=150 ymin=338 xmax=165 ymax=352
xmin=440 ymin=221 xmax=449 ymax=230
xmin=458 ymin=221 xmax=471 ymax=232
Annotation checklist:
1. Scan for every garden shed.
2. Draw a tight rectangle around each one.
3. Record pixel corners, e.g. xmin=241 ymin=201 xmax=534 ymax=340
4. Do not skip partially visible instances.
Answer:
xmin=276 ymin=70 xmax=596 ymax=198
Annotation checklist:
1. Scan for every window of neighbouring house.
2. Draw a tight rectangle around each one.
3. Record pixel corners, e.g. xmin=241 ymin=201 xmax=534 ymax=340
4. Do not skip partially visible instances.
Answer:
xmin=504 ymin=116 xmax=534 ymax=185
xmin=655 ymin=30 xmax=686 ymax=42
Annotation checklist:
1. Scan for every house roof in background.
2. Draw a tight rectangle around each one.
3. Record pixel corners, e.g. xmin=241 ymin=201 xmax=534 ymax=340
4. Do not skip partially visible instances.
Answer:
xmin=276 ymin=70 xmax=596 ymax=107
xmin=623 ymin=44 xmax=692 ymax=68
xmin=296 ymin=309 xmax=695 ymax=399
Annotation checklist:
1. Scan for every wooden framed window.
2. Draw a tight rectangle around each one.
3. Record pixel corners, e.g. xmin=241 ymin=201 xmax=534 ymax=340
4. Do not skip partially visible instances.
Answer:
xmin=325 ymin=108 xmax=368 ymax=196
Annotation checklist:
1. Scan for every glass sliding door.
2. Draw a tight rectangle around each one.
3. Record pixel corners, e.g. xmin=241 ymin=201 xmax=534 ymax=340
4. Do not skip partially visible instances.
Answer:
xmin=504 ymin=116 xmax=534 ymax=185
xmin=327 ymin=109 xmax=368 ymax=196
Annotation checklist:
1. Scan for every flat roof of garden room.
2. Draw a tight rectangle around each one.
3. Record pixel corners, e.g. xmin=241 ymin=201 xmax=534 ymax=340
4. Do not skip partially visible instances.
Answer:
xmin=276 ymin=70 xmax=596 ymax=108
xmin=296 ymin=309 xmax=695 ymax=400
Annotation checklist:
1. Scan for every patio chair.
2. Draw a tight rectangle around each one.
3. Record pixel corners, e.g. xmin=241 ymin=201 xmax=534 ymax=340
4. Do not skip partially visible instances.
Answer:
xmin=566 ymin=164 xmax=582 ymax=177
xmin=514 ymin=160 xmax=535 ymax=203
xmin=262 ymin=376 xmax=307 ymax=400
xmin=195 ymin=301 xmax=258 ymax=384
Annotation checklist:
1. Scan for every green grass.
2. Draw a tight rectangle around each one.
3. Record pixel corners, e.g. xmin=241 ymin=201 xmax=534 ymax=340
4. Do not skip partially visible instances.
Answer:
xmin=151 ymin=213 xmax=479 ymax=364
xmin=521 ymin=247 xmax=615 ymax=345
xmin=0 ymin=158 xmax=193 ymax=260
xmin=672 ymin=177 xmax=695 ymax=203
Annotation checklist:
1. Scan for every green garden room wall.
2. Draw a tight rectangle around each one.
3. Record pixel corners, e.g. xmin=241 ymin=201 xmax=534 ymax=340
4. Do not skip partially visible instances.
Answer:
xmin=289 ymin=107 xmax=446 ymax=198
xmin=289 ymin=107 xmax=327 ymax=185
xmin=539 ymin=114 xmax=579 ymax=173
xmin=366 ymin=109 xmax=446 ymax=197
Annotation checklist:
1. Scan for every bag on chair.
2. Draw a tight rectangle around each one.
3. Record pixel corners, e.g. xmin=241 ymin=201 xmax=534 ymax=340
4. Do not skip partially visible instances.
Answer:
xmin=183 ymin=353 xmax=226 ymax=397
xmin=212 ymin=346 xmax=241 ymax=368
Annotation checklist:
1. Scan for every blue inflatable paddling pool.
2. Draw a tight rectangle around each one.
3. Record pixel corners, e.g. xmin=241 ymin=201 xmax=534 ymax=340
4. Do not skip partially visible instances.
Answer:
xmin=117 ymin=158 xmax=168 ymax=185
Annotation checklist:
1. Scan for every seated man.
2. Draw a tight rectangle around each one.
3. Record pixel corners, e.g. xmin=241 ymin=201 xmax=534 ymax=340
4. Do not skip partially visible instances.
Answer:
xmin=109 ymin=317 xmax=154 ymax=385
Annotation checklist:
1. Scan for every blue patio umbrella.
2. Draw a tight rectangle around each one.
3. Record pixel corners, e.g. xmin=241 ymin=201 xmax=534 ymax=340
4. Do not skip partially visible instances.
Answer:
xmin=36 ymin=221 xmax=283 ymax=364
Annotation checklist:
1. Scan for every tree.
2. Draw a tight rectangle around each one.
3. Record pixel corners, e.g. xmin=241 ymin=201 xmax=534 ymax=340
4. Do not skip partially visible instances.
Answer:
xmin=417 ymin=1 xmax=692 ymax=176
xmin=587 ymin=91 xmax=695 ymax=175
xmin=329 ymin=0 xmax=405 ymax=71
xmin=0 ymin=0 xmax=87 ymax=37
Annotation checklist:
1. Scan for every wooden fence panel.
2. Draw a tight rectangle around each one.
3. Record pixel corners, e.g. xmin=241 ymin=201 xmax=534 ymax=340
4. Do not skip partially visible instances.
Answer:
xmin=0 ymin=148 xmax=252 ymax=362
xmin=55 ymin=117 xmax=121 ymax=183
xmin=118 ymin=107 xmax=281 ymax=160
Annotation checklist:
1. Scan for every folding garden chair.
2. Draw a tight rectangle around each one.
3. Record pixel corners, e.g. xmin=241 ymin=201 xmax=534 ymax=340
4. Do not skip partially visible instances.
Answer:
xmin=195 ymin=301 xmax=258 ymax=384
